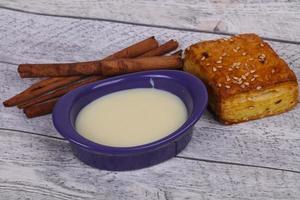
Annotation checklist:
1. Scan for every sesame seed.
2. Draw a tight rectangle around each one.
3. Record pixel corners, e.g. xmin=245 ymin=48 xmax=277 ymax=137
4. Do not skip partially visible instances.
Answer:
xmin=244 ymin=82 xmax=249 ymax=86
xmin=233 ymin=49 xmax=238 ymax=52
xmin=245 ymin=63 xmax=248 ymax=67
xmin=206 ymin=63 xmax=210 ymax=66
xmin=233 ymin=76 xmax=239 ymax=80
xmin=271 ymin=69 xmax=275 ymax=73
xmin=248 ymin=58 xmax=254 ymax=61
xmin=258 ymin=54 xmax=266 ymax=63
xmin=250 ymin=70 xmax=256 ymax=73
xmin=228 ymin=68 xmax=233 ymax=71
xmin=226 ymin=75 xmax=231 ymax=81
xmin=236 ymin=47 xmax=240 ymax=50
xmin=229 ymin=38 xmax=234 ymax=42
xmin=222 ymin=53 xmax=227 ymax=56
xmin=201 ymin=56 xmax=206 ymax=61
xmin=216 ymin=60 xmax=222 ymax=64
xmin=260 ymin=43 xmax=264 ymax=47
xmin=247 ymin=97 xmax=253 ymax=101
xmin=225 ymin=85 xmax=231 ymax=89
xmin=256 ymin=86 xmax=262 ymax=90
xmin=241 ymin=75 xmax=246 ymax=80
xmin=217 ymin=65 xmax=223 ymax=69
xmin=217 ymin=83 xmax=222 ymax=87
xmin=242 ymin=52 xmax=247 ymax=56
xmin=245 ymin=72 xmax=250 ymax=76
xmin=253 ymin=74 xmax=259 ymax=78
xmin=219 ymin=56 xmax=223 ymax=60
xmin=250 ymin=77 xmax=255 ymax=82
xmin=212 ymin=67 xmax=217 ymax=72
xmin=241 ymin=84 xmax=245 ymax=88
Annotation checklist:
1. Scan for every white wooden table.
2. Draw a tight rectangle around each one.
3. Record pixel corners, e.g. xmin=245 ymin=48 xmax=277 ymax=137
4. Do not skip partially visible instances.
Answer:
xmin=1 ymin=1 xmax=300 ymax=199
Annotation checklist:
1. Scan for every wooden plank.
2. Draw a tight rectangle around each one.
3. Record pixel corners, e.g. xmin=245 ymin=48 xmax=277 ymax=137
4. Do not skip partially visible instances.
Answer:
xmin=0 ymin=129 xmax=300 ymax=200
xmin=0 ymin=9 xmax=300 ymax=172
xmin=0 ymin=0 xmax=300 ymax=41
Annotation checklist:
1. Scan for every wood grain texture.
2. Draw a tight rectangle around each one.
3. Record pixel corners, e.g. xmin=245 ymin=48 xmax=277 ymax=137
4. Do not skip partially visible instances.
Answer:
xmin=1 ymin=129 xmax=300 ymax=200
xmin=0 ymin=8 xmax=300 ymax=174
xmin=0 ymin=0 xmax=300 ymax=41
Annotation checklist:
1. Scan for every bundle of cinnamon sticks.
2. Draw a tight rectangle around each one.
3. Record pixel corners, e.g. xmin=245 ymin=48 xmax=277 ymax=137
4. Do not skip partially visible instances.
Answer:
xmin=3 ymin=36 xmax=182 ymax=118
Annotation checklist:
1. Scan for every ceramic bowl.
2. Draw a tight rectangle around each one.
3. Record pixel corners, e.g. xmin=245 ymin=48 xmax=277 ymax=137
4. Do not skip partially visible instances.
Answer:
xmin=53 ymin=70 xmax=208 ymax=171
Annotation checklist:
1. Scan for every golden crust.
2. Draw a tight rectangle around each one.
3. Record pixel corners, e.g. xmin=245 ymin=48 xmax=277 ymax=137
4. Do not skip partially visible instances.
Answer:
xmin=184 ymin=33 xmax=298 ymax=124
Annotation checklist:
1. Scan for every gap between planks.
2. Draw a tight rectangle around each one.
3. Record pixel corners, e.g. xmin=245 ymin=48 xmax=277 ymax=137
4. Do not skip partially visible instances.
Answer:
xmin=0 ymin=6 xmax=299 ymax=45
xmin=2 ymin=127 xmax=300 ymax=174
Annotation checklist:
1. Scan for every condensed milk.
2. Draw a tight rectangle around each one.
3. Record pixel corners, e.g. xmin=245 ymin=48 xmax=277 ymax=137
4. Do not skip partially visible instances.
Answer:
xmin=75 ymin=88 xmax=188 ymax=147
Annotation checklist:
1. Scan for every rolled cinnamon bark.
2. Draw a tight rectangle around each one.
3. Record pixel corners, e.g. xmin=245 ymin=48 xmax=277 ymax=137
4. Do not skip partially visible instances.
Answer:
xmin=139 ymin=39 xmax=178 ymax=58
xmin=3 ymin=76 xmax=82 ymax=107
xmin=5 ymin=36 xmax=160 ymax=107
xmin=23 ymin=98 xmax=58 ymax=118
xmin=18 ymin=36 xmax=159 ymax=78
xmin=101 ymin=55 xmax=183 ymax=76
xmin=18 ymin=76 xmax=103 ymax=108
xmin=171 ymin=49 xmax=183 ymax=56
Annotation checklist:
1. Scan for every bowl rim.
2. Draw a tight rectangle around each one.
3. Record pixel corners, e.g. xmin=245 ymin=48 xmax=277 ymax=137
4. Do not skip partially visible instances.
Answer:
xmin=52 ymin=70 xmax=208 ymax=154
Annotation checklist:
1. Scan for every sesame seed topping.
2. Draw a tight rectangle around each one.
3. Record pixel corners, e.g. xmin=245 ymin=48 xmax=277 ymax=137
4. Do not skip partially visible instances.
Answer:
xmin=250 ymin=77 xmax=256 ymax=82
xmin=229 ymin=38 xmax=234 ymax=42
xmin=233 ymin=49 xmax=238 ymax=52
xmin=256 ymin=86 xmax=262 ymax=90
xmin=216 ymin=60 xmax=222 ymax=64
xmin=271 ymin=69 xmax=275 ymax=73
xmin=258 ymin=54 xmax=266 ymax=63
xmin=231 ymin=62 xmax=241 ymax=68
xmin=245 ymin=72 xmax=250 ymax=76
xmin=250 ymin=70 xmax=256 ymax=73
xmin=244 ymin=82 xmax=249 ymax=86
xmin=201 ymin=56 xmax=206 ymax=61
xmin=226 ymin=75 xmax=231 ymax=81
xmin=212 ymin=67 xmax=217 ymax=72
xmin=248 ymin=58 xmax=254 ymax=61
xmin=222 ymin=53 xmax=227 ymax=56
xmin=219 ymin=56 xmax=223 ymax=60
xmin=242 ymin=52 xmax=247 ymax=56
xmin=241 ymin=84 xmax=245 ymax=88
xmin=241 ymin=75 xmax=246 ymax=80
xmin=260 ymin=43 xmax=264 ymax=47
xmin=253 ymin=74 xmax=259 ymax=78
xmin=247 ymin=97 xmax=253 ymax=101
xmin=225 ymin=85 xmax=231 ymax=89
xmin=236 ymin=47 xmax=240 ymax=50
xmin=217 ymin=83 xmax=222 ymax=87
xmin=217 ymin=65 xmax=223 ymax=69
xmin=233 ymin=76 xmax=239 ymax=80
xmin=206 ymin=63 xmax=210 ymax=66
xmin=228 ymin=68 xmax=233 ymax=71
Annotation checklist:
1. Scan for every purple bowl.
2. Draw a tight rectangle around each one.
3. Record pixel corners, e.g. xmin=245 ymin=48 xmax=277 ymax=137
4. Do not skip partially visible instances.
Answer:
xmin=52 ymin=70 xmax=208 ymax=171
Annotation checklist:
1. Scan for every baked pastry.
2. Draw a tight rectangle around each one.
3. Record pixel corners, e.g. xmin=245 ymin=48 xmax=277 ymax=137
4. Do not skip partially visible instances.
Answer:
xmin=184 ymin=33 xmax=298 ymax=124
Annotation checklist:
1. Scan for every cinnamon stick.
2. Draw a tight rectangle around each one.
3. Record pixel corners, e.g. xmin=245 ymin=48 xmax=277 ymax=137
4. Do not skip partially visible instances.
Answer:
xmin=18 ymin=36 xmax=159 ymax=78
xmin=3 ymin=76 xmax=82 ymax=107
xmin=101 ymin=55 xmax=183 ymax=76
xmin=171 ymin=49 xmax=183 ymax=56
xmin=18 ymin=76 xmax=103 ymax=109
xmin=139 ymin=39 xmax=178 ymax=58
xmin=23 ymin=98 xmax=58 ymax=118
xmin=9 ymin=37 xmax=181 ymax=118
xmin=5 ymin=37 xmax=159 ymax=106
